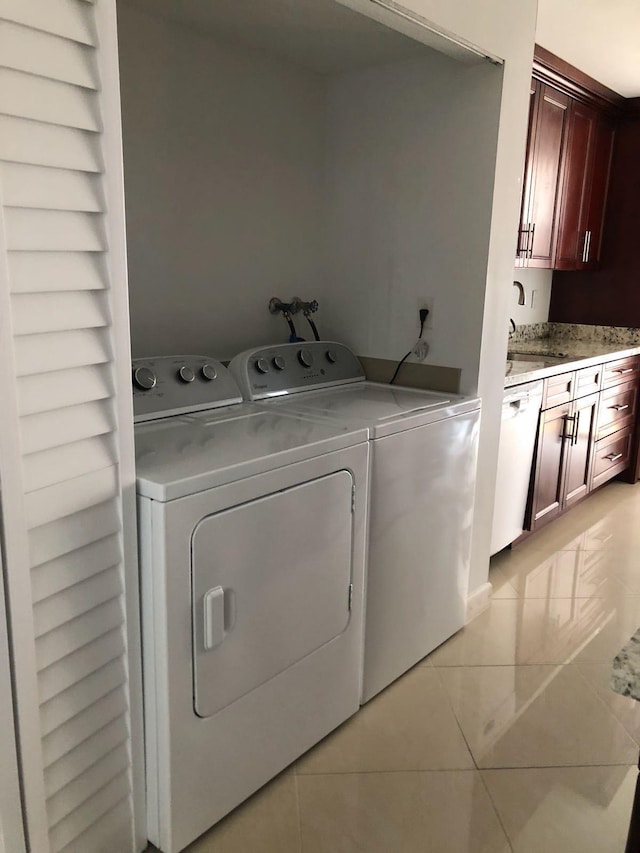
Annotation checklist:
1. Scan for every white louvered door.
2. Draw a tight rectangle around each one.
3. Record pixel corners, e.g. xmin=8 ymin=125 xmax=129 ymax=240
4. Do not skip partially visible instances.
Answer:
xmin=0 ymin=2 xmax=144 ymax=852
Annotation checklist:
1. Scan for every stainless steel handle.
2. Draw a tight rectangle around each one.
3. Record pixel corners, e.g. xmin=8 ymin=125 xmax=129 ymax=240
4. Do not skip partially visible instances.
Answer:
xmin=562 ymin=414 xmax=577 ymax=442
xmin=611 ymin=404 xmax=629 ymax=411
xmin=572 ymin=410 xmax=580 ymax=446
xmin=517 ymin=225 xmax=528 ymax=259
xmin=528 ymin=222 xmax=536 ymax=258
xmin=585 ymin=230 xmax=592 ymax=263
xmin=615 ymin=367 xmax=634 ymax=374
xmin=582 ymin=230 xmax=592 ymax=263
xmin=604 ymin=452 xmax=623 ymax=463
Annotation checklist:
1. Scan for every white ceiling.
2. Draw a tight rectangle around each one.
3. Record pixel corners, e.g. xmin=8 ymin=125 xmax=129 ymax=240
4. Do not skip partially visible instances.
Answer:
xmin=536 ymin=0 xmax=640 ymax=98
xmin=120 ymin=0 xmax=427 ymax=75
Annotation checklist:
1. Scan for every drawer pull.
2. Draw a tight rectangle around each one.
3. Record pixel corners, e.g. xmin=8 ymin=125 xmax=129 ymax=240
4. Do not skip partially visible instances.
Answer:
xmin=610 ymin=404 xmax=629 ymax=411
xmin=604 ymin=452 xmax=623 ymax=463
xmin=614 ymin=367 xmax=634 ymax=374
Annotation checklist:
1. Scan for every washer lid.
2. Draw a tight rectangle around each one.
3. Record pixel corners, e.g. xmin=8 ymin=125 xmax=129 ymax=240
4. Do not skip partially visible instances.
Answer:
xmin=134 ymin=404 xmax=367 ymax=501
xmin=262 ymin=382 xmax=481 ymax=438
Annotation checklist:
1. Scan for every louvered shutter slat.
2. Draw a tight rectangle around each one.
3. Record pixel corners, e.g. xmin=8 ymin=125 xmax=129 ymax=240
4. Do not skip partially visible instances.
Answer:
xmin=49 ymin=781 xmax=130 ymax=853
xmin=15 ymin=329 xmax=111 ymax=376
xmin=42 ymin=688 xmax=127 ymax=768
xmin=5 ymin=209 xmax=106 ymax=251
xmin=0 ymin=20 xmax=98 ymax=89
xmin=23 ymin=436 xmax=115 ymax=493
xmin=0 ymin=68 xmax=100 ymax=131
xmin=34 ymin=567 xmax=121 ymax=637
xmin=45 ymin=744 xmax=129 ymax=828
xmin=59 ymin=800 xmax=132 ymax=853
xmin=0 ymin=116 xmax=102 ymax=172
xmin=29 ymin=501 xmax=122 ymax=570
xmin=18 ymin=365 xmax=112 ymax=416
xmin=40 ymin=657 xmax=126 ymax=735
xmin=0 ymin=0 xmax=96 ymax=45
xmin=42 ymin=715 xmax=128 ymax=800
xmin=1 ymin=164 xmax=103 ymax=212
xmin=38 ymin=628 xmax=125 ymax=710
xmin=9 ymin=252 xmax=108 ymax=293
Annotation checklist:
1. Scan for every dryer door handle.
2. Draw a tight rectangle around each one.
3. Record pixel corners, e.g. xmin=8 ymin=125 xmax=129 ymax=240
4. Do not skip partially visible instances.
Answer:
xmin=203 ymin=586 xmax=226 ymax=650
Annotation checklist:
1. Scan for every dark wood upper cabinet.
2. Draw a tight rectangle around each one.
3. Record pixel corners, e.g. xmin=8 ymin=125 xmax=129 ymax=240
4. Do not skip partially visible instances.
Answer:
xmin=583 ymin=116 xmax=616 ymax=269
xmin=516 ymin=47 xmax=622 ymax=271
xmin=555 ymin=103 xmax=616 ymax=270
xmin=517 ymin=82 xmax=570 ymax=268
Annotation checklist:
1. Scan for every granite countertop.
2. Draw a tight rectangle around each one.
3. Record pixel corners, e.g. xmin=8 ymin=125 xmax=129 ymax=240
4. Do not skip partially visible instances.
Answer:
xmin=612 ymin=630 xmax=640 ymax=702
xmin=505 ymin=338 xmax=640 ymax=388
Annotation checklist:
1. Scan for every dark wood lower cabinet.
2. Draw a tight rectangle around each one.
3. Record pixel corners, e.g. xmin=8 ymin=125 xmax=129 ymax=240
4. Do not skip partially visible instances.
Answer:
xmin=529 ymin=402 xmax=572 ymax=529
xmin=525 ymin=361 xmax=640 ymax=536
xmin=564 ymin=392 xmax=599 ymax=508
xmin=528 ymin=393 xmax=598 ymax=529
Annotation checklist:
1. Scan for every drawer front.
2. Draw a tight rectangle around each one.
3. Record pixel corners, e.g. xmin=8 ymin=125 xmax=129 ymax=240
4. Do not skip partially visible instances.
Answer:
xmin=542 ymin=371 xmax=575 ymax=409
xmin=602 ymin=355 xmax=640 ymax=388
xmin=574 ymin=364 xmax=602 ymax=398
xmin=591 ymin=427 xmax=633 ymax=490
xmin=597 ymin=380 xmax=639 ymax=440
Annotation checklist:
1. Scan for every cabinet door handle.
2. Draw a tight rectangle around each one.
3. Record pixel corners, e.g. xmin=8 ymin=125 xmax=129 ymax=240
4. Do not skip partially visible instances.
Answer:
xmin=518 ymin=225 xmax=529 ymax=257
xmin=562 ymin=414 xmax=576 ymax=441
xmin=528 ymin=222 xmax=536 ymax=258
xmin=615 ymin=367 xmax=634 ymax=374
xmin=572 ymin=410 xmax=580 ymax=446
xmin=582 ymin=230 xmax=592 ymax=263
xmin=586 ymin=230 xmax=592 ymax=262
xmin=604 ymin=452 xmax=623 ymax=463
xmin=611 ymin=404 xmax=629 ymax=411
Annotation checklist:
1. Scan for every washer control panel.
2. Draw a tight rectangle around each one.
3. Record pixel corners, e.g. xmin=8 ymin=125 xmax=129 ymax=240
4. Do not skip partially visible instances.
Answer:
xmin=228 ymin=342 xmax=364 ymax=400
xmin=132 ymin=355 xmax=242 ymax=422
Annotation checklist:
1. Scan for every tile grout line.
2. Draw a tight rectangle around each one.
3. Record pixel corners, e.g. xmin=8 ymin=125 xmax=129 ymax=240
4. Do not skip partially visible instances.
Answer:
xmin=430 ymin=662 xmax=479 ymax=771
xmin=292 ymin=764 xmax=305 ymax=853
xmin=476 ymin=768 xmax=515 ymax=853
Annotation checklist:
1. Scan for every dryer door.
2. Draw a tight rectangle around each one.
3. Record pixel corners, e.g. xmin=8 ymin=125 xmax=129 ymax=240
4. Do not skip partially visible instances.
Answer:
xmin=191 ymin=470 xmax=354 ymax=718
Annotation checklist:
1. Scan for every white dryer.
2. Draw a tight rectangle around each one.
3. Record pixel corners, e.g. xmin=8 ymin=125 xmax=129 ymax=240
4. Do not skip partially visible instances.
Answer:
xmin=133 ymin=355 xmax=369 ymax=852
xmin=229 ymin=342 xmax=481 ymax=704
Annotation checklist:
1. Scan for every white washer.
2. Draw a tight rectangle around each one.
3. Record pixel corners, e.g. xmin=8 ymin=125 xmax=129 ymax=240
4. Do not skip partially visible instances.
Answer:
xmin=229 ymin=342 xmax=481 ymax=703
xmin=133 ymin=355 xmax=369 ymax=853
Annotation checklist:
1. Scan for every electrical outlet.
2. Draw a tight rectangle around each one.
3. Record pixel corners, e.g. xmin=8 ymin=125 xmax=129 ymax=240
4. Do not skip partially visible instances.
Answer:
xmin=418 ymin=299 xmax=434 ymax=329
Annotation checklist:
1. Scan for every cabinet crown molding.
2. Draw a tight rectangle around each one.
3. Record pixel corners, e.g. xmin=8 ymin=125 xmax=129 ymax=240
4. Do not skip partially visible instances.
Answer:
xmin=533 ymin=45 xmax=625 ymax=115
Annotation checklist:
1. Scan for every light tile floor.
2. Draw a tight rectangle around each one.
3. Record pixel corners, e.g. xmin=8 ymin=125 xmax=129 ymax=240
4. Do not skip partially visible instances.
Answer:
xmin=162 ymin=480 xmax=640 ymax=852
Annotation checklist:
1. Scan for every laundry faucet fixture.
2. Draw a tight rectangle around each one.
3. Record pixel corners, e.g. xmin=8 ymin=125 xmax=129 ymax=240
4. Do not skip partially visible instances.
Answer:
xmin=513 ymin=280 xmax=526 ymax=306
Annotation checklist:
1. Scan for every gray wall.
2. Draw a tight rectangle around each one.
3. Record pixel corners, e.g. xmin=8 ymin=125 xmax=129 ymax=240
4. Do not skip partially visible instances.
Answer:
xmin=119 ymin=5 xmax=327 ymax=359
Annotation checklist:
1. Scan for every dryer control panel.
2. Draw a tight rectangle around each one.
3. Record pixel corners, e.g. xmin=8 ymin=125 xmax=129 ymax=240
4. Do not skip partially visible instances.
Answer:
xmin=229 ymin=342 xmax=365 ymax=400
xmin=132 ymin=355 xmax=243 ymax=422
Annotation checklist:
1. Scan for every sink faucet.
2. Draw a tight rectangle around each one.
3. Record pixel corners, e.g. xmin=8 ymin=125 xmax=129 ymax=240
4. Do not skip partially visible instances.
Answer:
xmin=513 ymin=280 xmax=526 ymax=306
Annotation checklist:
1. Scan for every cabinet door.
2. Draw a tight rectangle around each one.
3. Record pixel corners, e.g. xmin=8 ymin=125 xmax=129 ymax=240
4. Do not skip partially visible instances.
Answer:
xmin=555 ymin=101 xmax=598 ymax=269
xmin=526 ymin=84 xmax=571 ymax=268
xmin=529 ymin=402 xmax=572 ymax=529
xmin=564 ymin=393 xmax=599 ymax=509
xmin=516 ymin=80 xmax=540 ymax=266
xmin=582 ymin=117 xmax=616 ymax=270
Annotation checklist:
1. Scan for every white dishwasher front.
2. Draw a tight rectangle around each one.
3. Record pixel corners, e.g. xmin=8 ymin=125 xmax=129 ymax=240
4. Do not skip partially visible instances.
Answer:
xmin=491 ymin=380 xmax=543 ymax=555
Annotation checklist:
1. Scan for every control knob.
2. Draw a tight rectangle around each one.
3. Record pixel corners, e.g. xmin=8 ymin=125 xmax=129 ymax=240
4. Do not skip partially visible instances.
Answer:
xmin=255 ymin=357 xmax=270 ymax=374
xmin=326 ymin=350 xmax=337 ymax=364
xmin=133 ymin=366 xmax=157 ymax=391
xmin=298 ymin=348 xmax=313 ymax=368
xmin=273 ymin=355 xmax=286 ymax=371
xmin=178 ymin=365 xmax=195 ymax=383
xmin=201 ymin=363 xmax=217 ymax=381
